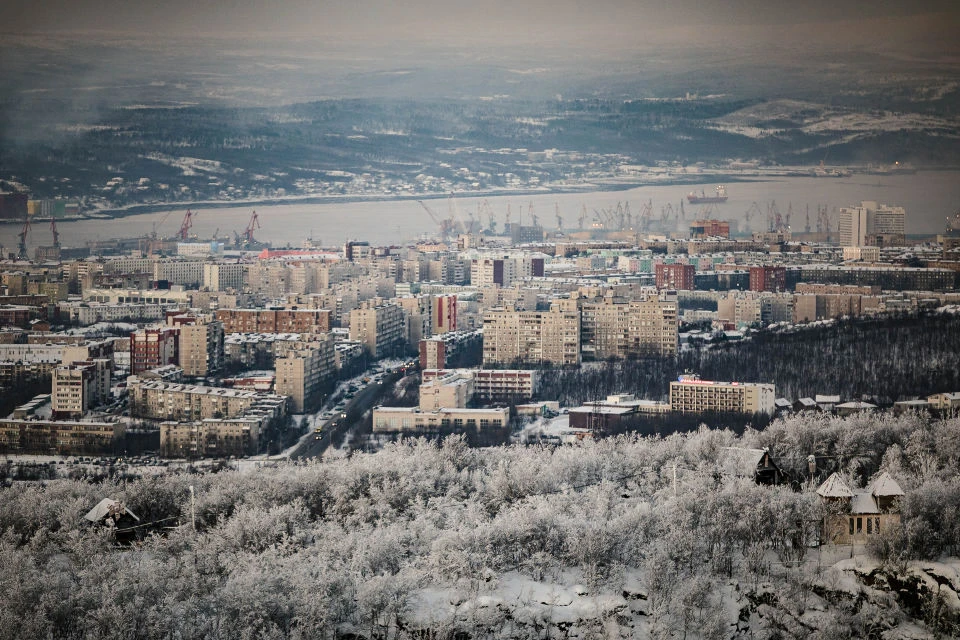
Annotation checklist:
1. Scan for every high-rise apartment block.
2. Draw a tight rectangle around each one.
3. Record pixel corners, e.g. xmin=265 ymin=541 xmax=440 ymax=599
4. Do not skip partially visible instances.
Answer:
xmin=349 ymin=301 xmax=406 ymax=358
xmin=130 ymin=327 xmax=179 ymax=375
xmin=51 ymin=358 xmax=111 ymax=419
xmin=274 ymin=337 xmax=336 ymax=412
xmin=482 ymin=303 xmax=580 ymax=366
xmin=839 ymin=201 xmax=906 ymax=247
xmin=177 ymin=320 xmax=225 ymax=378
xmin=579 ymin=294 xmax=678 ymax=360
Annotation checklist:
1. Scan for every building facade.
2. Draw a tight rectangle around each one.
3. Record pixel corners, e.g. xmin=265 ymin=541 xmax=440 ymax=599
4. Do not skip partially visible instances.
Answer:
xmin=669 ymin=375 xmax=776 ymax=415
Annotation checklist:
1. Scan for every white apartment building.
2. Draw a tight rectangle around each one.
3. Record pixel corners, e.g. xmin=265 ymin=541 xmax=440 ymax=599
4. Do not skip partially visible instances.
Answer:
xmin=203 ymin=263 xmax=246 ymax=291
xmin=669 ymin=375 xmax=776 ymax=415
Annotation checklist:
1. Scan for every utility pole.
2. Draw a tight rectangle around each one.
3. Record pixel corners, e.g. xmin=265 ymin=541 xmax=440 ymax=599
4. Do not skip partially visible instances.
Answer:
xmin=189 ymin=485 xmax=196 ymax=532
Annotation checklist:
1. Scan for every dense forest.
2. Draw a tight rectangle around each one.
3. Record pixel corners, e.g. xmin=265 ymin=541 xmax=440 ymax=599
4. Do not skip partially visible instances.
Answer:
xmin=536 ymin=311 xmax=960 ymax=407
xmin=1 ymin=411 xmax=958 ymax=638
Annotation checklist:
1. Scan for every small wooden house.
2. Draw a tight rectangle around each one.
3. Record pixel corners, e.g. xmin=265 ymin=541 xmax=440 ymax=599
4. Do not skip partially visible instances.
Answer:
xmin=816 ymin=472 xmax=904 ymax=545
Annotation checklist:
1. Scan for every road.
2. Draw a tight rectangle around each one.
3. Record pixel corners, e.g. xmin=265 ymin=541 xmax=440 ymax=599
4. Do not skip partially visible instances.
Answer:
xmin=290 ymin=371 xmax=403 ymax=459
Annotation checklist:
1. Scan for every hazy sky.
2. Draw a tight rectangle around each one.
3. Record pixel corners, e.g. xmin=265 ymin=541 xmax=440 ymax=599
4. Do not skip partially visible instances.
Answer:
xmin=5 ymin=0 xmax=958 ymax=48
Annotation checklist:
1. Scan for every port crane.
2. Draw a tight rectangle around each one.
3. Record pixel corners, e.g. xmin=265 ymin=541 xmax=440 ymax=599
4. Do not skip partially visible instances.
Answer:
xmin=151 ymin=210 xmax=176 ymax=239
xmin=243 ymin=210 xmax=261 ymax=245
xmin=16 ymin=215 xmax=31 ymax=260
xmin=50 ymin=218 xmax=60 ymax=249
xmin=555 ymin=203 xmax=562 ymax=230
xmin=417 ymin=200 xmax=455 ymax=240
xmin=744 ymin=202 xmax=763 ymax=233
xmin=578 ymin=204 xmax=587 ymax=230
xmin=177 ymin=209 xmax=195 ymax=241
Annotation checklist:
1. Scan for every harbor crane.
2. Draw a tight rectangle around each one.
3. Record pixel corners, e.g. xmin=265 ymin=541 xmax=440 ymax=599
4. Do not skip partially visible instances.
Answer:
xmin=177 ymin=209 xmax=195 ymax=241
xmin=50 ymin=218 xmax=60 ymax=249
xmin=16 ymin=215 xmax=31 ymax=260
xmin=744 ymin=202 xmax=763 ymax=233
xmin=243 ymin=210 xmax=261 ymax=245
xmin=578 ymin=204 xmax=587 ymax=230
xmin=555 ymin=203 xmax=562 ymax=230
xmin=151 ymin=210 xmax=175 ymax=239
xmin=417 ymin=200 xmax=455 ymax=240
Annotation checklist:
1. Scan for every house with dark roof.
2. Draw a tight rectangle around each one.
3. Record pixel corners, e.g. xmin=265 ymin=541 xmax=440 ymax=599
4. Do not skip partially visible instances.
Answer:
xmin=718 ymin=447 xmax=789 ymax=486
xmin=816 ymin=471 xmax=904 ymax=545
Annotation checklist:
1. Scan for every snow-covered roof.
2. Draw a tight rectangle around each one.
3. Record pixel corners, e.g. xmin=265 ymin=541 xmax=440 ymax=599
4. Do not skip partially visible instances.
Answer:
xmin=815 ymin=394 xmax=840 ymax=404
xmin=836 ymin=401 xmax=876 ymax=409
xmin=816 ymin=472 xmax=853 ymax=498
xmin=867 ymin=471 xmax=905 ymax=498
xmin=719 ymin=447 xmax=769 ymax=477
xmin=850 ymin=492 xmax=880 ymax=514
xmin=797 ymin=398 xmax=817 ymax=407
xmin=84 ymin=498 xmax=139 ymax=523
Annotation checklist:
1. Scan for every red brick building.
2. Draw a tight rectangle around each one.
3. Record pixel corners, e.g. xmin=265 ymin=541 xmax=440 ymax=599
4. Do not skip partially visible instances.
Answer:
xmin=655 ymin=263 xmax=696 ymax=290
xmin=130 ymin=327 xmax=179 ymax=374
xmin=749 ymin=266 xmax=787 ymax=292
xmin=689 ymin=219 xmax=730 ymax=239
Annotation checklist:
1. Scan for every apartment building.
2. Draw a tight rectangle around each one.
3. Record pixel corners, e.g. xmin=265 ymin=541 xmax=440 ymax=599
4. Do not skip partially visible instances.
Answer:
xmin=177 ymin=320 xmax=225 ymax=377
xmin=655 ymin=263 xmax=695 ymax=290
xmin=579 ymin=294 xmax=678 ymax=360
xmin=372 ymin=406 xmax=510 ymax=434
xmin=749 ymin=266 xmax=787 ymax=293
xmin=669 ymin=375 xmax=776 ymax=415
xmin=482 ymin=302 xmax=580 ymax=366
xmin=0 ymin=418 xmax=124 ymax=455
xmin=153 ymin=260 xmax=204 ymax=286
xmin=202 ymin=263 xmax=246 ymax=291
xmin=422 ymin=368 xmax=538 ymax=403
xmin=215 ymin=308 xmax=333 ymax=334
xmin=127 ymin=377 xmax=288 ymax=422
xmin=349 ymin=301 xmax=406 ymax=358
xmin=471 ymin=257 xmax=516 ymax=288
xmin=274 ymin=337 xmax=336 ymax=412
xmin=160 ymin=417 xmax=263 ymax=457
xmin=51 ymin=358 xmax=111 ymax=419
xmin=130 ymin=327 xmax=179 ymax=375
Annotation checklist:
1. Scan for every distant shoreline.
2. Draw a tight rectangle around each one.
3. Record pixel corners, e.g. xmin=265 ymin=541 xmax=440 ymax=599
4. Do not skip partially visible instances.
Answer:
xmin=0 ymin=174 xmax=771 ymax=225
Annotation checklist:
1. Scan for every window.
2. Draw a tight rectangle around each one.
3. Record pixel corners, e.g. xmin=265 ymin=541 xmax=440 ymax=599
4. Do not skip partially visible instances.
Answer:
xmin=849 ymin=518 xmax=854 ymax=535
xmin=856 ymin=517 xmax=862 ymax=534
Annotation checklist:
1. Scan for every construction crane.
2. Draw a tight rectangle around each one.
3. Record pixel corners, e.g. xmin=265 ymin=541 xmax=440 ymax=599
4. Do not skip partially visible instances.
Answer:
xmin=152 ymin=210 xmax=176 ymax=239
xmin=745 ymin=202 xmax=762 ymax=233
xmin=243 ymin=210 xmax=261 ymax=245
xmin=638 ymin=199 xmax=653 ymax=231
xmin=448 ymin=193 xmax=469 ymax=235
xmin=16 ymin=215 xmax=31 ymax=260
xmin=50 ymin=218 xmax=60 ymax=249
xmin=479 ymin=199 xmax=497 ymax=233
xmin=177 ymin=209 xmax=195 ymax=241
xmin=417 ymin=200 xmax=454 ymax=240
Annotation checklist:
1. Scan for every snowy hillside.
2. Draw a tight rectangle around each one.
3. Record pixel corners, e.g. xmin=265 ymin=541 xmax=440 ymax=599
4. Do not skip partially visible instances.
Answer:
xmin=0 ymin=412 xmax=959 ymax=638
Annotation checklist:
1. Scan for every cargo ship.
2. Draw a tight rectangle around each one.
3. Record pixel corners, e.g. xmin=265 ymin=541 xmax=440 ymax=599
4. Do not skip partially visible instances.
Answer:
xmin=687 ymin=185 xmax=728 ymax=204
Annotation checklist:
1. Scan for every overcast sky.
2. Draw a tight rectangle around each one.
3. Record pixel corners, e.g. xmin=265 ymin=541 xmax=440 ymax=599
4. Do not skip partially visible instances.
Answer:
xmin=5 ymin=0 xmax=958 ymax=49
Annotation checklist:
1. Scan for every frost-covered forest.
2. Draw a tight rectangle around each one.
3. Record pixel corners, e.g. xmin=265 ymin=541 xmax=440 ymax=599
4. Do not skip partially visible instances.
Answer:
xmin=2 ymin=412 xmax=959 ymax=639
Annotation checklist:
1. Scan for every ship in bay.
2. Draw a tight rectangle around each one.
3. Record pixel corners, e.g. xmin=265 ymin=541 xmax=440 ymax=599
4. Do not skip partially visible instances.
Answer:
xmin=687 ymin=185 xmax=728 ymax=204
